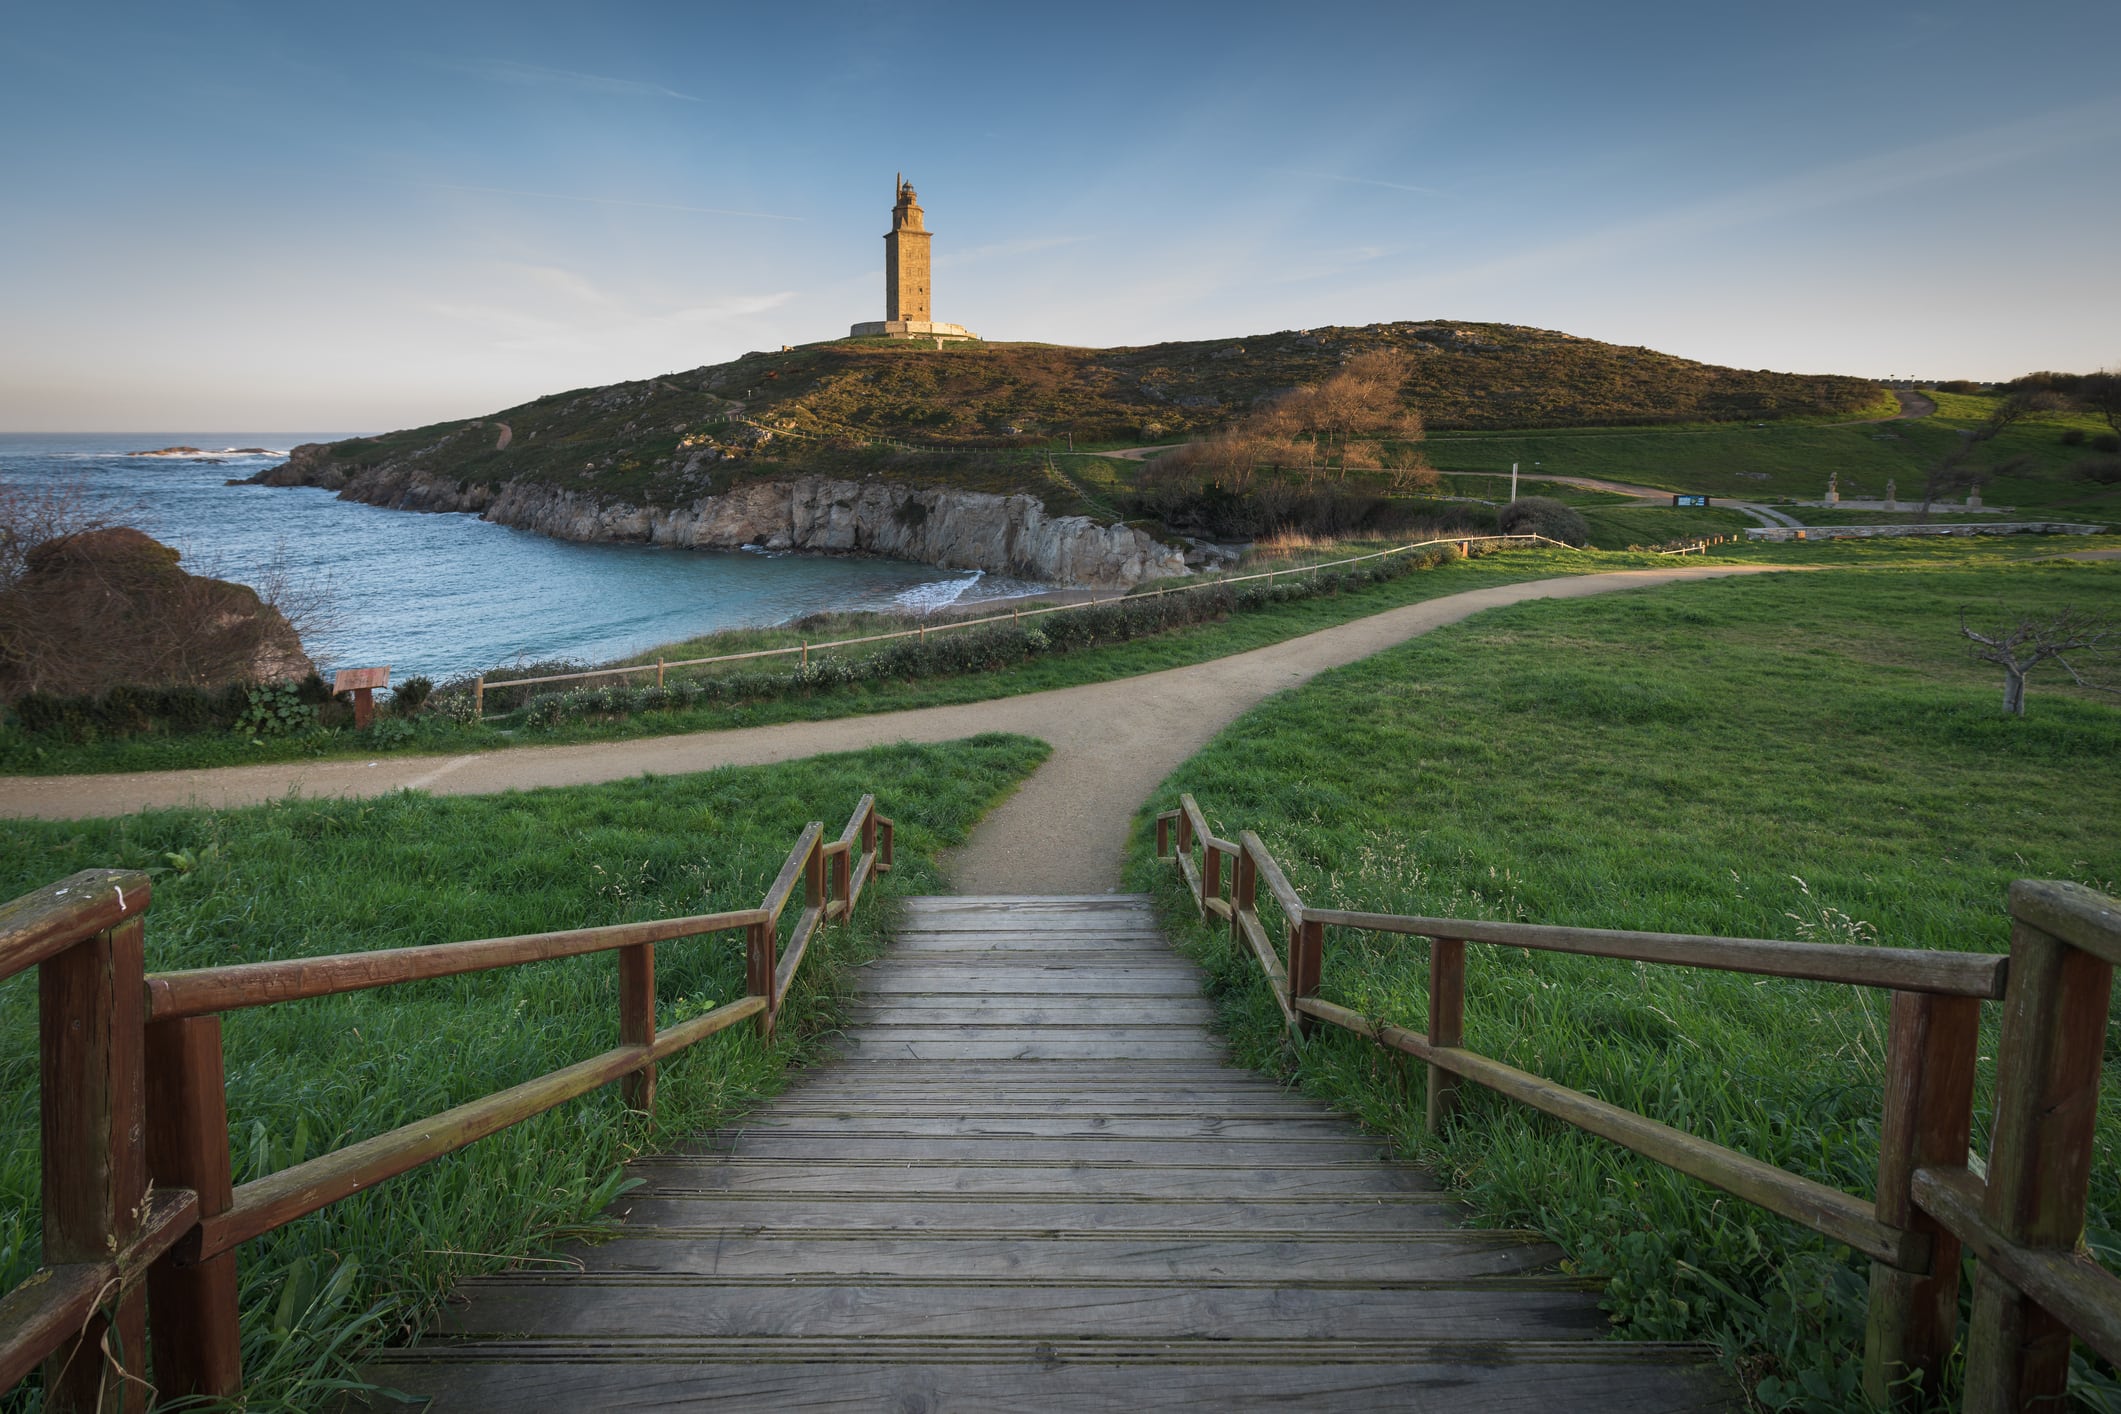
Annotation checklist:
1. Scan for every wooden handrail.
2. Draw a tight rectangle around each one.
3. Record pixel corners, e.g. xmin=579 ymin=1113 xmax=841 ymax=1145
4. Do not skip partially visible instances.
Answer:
xmin=1155 ymin=796 xmax=2119 ymax=1412
xmin=2008 ymin=878 xmax=2121 ymax=966
xmin=0 ymin=795 xmax=888 ymax=1412
xmin=761 ymin=821 xmax=824 ymax=923
xmin=1297 ymin=996 xmax=1922 ymax=1268
xmin=0 ymin=869 xmax=148 ymax=984
xmin=195 ymin=998 xmax=763 ymax=1263
xmin=1301 ymin=907 xmax=2007 ymax=998
xmin=144 ymin=908 xmax=770 ymax=1019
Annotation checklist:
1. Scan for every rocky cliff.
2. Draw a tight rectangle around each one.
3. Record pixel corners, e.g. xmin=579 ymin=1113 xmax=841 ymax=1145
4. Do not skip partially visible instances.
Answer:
xmin=250 ymin=447 xmax=1187 ymax=588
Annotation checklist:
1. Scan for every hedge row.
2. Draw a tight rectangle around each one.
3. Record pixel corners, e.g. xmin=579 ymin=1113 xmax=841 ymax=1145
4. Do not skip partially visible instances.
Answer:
xmin=506 ymin=544 xmax=1468 ymax=730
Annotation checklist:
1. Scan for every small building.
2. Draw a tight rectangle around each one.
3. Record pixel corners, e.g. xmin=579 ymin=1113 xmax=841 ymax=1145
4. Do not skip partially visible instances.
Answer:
xmin=850 ymin=175 xmax=980 ymax=342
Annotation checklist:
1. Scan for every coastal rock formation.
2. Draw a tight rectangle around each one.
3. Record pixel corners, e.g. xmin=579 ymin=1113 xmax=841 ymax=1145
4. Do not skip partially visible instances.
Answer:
xmin=251 ymin=447 xmax=1187 ymax=588
xmin=0 ymin=528 xmax=313 ymax=699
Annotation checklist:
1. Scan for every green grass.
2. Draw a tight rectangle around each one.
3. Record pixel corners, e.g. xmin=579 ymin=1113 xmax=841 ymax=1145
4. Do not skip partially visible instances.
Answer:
xmin=0 ymin=546 xmax=1609 ymax=775
xmin=1417 ymin=391 xmax=2121 ymax=525
xmin=1126 ymin=558 xmax=2121 ymax=1411
xmin=0 ymin=734 xmax=1047 ymax=1410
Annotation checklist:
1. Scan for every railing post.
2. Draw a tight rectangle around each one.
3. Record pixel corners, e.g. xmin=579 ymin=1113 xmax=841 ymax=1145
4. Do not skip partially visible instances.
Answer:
xmin=618 ymin=943 xmax=656 ymax=1111
xmin=1155 ymin=813 xmax=1171 ymax=860
xmin=40 ymin=915 xmax=149 ymax=1413
xmin=1287 ymin=917 xmax=1324 ymax=1038
xmin=1862 ymin=989 xmax=1979 ymax=1408
xmin=879 ymin=816 xmax=895 ymax=872
xmin=1175 ymin=808 xmax=1193 ymax=857
xmin=1964 ymin=903 xmax=2114 ymax=1413
xmin=1426 ymin=938 xmax=1466 ymax=1133
xmin=804 ymin=833 xmax=826 ymax=918
xmin=1231 ymin=845 xmax=1257 ymax=956
xmin=746 ymin=920 xmax=778 ymax=1043
xmin=144 ymin=1014 xmax=241 ymax=1401
xmin=861 ymin=801 xmax=877 ymax=861
xmin=472 ymin=675 xmax=484 ymax=719
xmin=1202 ymin=843 xmax=1224 ymax=916
xmin=830 ymin=843 xmax=851 ymax=921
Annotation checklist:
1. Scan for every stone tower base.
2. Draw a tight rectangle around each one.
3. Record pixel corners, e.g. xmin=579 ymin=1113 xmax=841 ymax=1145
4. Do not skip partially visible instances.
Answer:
xmin=849 ymin=320 xmax=980 ymax=342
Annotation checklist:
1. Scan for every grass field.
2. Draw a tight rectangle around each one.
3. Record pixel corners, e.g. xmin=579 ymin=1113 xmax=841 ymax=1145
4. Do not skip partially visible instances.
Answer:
xmin=1128 ymin=556 xmax=2121 ymax=1411
xmin=0 ymin=734 xmax=1047 ymax=1410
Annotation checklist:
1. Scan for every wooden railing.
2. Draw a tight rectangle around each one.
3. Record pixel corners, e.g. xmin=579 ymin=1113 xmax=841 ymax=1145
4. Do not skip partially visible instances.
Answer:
xmin=0 ymin=796 xmax=892 ymax=1411
xmin=471 ymin=532 xmax=1576 ymax=711
xmin=1157 ymin=793 xmax=2120 ymax=1412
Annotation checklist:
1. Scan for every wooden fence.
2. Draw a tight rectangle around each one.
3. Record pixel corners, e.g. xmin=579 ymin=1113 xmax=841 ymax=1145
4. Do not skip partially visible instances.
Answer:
xmin=1156 ymin=793 xmax=2120 ymax=1412
xmin=0 ymin=796 xmax=892 ymax=1412
xmin=469 ymin=532 xmax=1578 ymax=713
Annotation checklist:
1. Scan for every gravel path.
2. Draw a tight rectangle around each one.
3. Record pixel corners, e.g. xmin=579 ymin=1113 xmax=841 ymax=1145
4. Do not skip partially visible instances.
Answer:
xmin=0 ymin=566 xmax=1783 ymax=891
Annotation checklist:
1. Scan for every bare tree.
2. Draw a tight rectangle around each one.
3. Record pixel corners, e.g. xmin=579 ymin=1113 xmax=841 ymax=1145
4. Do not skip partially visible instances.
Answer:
xmin=0 ymin=473 xmax=117 ymax=590
xmin=2078 ymin=368 xmax=2121 ymax=440
xmin=1919 ymin=392 xmax=2053 ymax=519
xmin=1959 ymin=604 xmax=2118 ymax=716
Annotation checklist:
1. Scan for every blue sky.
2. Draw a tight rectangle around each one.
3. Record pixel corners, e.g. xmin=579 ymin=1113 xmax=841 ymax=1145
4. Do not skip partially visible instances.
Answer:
xmin=3 ymin=0 xmax=2117 ymax=430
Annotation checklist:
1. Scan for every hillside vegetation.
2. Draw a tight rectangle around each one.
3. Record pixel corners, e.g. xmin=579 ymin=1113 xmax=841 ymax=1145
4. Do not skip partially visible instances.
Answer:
xmin=249 ymin=323 xmax=1886 ymax=518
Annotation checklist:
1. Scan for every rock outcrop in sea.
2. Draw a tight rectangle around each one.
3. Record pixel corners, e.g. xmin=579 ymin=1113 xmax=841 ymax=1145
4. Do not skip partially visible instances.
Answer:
xmin=249 ymin=445 xmax=1187 ymax=589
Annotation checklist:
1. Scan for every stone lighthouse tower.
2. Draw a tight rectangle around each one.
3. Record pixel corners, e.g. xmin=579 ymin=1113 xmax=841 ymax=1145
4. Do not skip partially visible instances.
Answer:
xmin=850 ymin=174 xmax=978 ymax=341
xmin=885 ymin=175 xmax=930 ymax=323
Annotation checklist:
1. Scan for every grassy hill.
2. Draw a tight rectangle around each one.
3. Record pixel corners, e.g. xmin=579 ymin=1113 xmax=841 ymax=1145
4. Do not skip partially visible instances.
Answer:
xmin=260 ymin=323 xmax=1888 ymax=520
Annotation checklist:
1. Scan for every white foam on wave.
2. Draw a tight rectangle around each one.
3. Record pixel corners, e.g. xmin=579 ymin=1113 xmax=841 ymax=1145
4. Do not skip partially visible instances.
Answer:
xmin=891 ymin=571 xmax=986 ymax=613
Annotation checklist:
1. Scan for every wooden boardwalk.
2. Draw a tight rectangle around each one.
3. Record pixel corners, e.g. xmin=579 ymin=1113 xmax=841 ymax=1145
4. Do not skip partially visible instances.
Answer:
xmin=370 ymin=896 xmax=1736 ymax=1410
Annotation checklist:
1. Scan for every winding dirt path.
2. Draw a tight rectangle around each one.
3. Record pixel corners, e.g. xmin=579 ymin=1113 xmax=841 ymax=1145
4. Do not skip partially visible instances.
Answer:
xmin=1 ymin=565 xmax=1782 ymax=891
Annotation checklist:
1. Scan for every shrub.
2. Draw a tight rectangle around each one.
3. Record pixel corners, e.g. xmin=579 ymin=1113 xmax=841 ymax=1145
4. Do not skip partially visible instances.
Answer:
xmin=2094 ymin=433 xmax=2121 ymax=454
xmin=1497 ymin=496 xmax=1591 ymax=547
xmin=231 ymin=682 xmax=317 ymax=738
xmin=2062 ymin=428 xmax=2088 ymax=446
xmin=2073 ymin=458 xmax=2121 ymax=487
xmin=389 ymin=677 xmax=434 ymax=716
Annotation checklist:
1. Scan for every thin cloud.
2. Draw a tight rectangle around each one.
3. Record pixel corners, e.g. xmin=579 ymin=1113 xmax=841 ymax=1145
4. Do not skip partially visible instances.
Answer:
xmin=448 ymin=58 xmax=699 ymax=102
xmin=1280 ymin=169 xmax=1444 ymax=196
xmin=422 ymin=183 xmax=803 ymax=222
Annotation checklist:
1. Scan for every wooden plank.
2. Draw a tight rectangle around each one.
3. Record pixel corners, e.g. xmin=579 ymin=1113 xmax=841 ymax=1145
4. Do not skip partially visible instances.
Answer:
xmin=847 ymin=1002 xmax=1218 ymax=1025
xmin=719 ymin=1116 xmax=1368 ymax=1140
xmin=831 ymin=1041 xmax=1230 ymax=1061
xmin=1964 ymin=917 xmax=2114 ymax=1412
xmin=1913 ymin=1164 xmax=2121 ymax=1370
xmin=144 ymin=1015 xmax=242 ymax=1399
xmin=687 ymin=1136 xmax=1384 ymax=1164
xmin=0 ymin=869 xmax=148 ymax=985
xmin=433 ymin=1278 xmax=1608 ymax=1341
xmin=632 ymin=1160 xmax=1443 ymax=1199
xmin=771 ymin=906 xmax=822 ymax=1008
xmin=1297 ymin=996 xmax=1922 ymax=1270
xmin=608 ymin=1195 xmax=1467 ymax=1235
xmin=834 ymin=1024 xmax=1219 ymax=1043
xmin=1862 ymin=990 xmax=1979 ymax=1408
xmin=367 ymin=1348 xmax=1737 ymax=1412
xmin=618 ymin=944 xmax=655 ymax=1112
xmin=145 ymin=908 xmax=765 ymax=1020
xmin=1428 ymin=939 xmax=1466 ymax=1133
xmin=570 ymin=1233 xmax=1568 ymax=1281
xmin=0 ymin=1263 xmax=114 ymax=1395
xmin=40 ymin=913 xmax=149 ymax=1414
xmin=2008 ymin=878 xmax=2121 ymax=968
xmin=1304 ymin=908 xmax=2006 ymax=999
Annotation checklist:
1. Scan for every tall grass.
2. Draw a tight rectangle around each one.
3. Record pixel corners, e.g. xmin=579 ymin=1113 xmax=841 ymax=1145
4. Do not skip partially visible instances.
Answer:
xmin=0 ymin=734 xmax=1048 ymax=1410
xmin=1130 ymin=560 xmax=2121 ymax=1411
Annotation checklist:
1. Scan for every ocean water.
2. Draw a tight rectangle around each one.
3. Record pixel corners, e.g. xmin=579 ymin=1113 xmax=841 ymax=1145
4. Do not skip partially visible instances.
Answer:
xmin=1 ymin=434 xmax=1037 ymax=682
